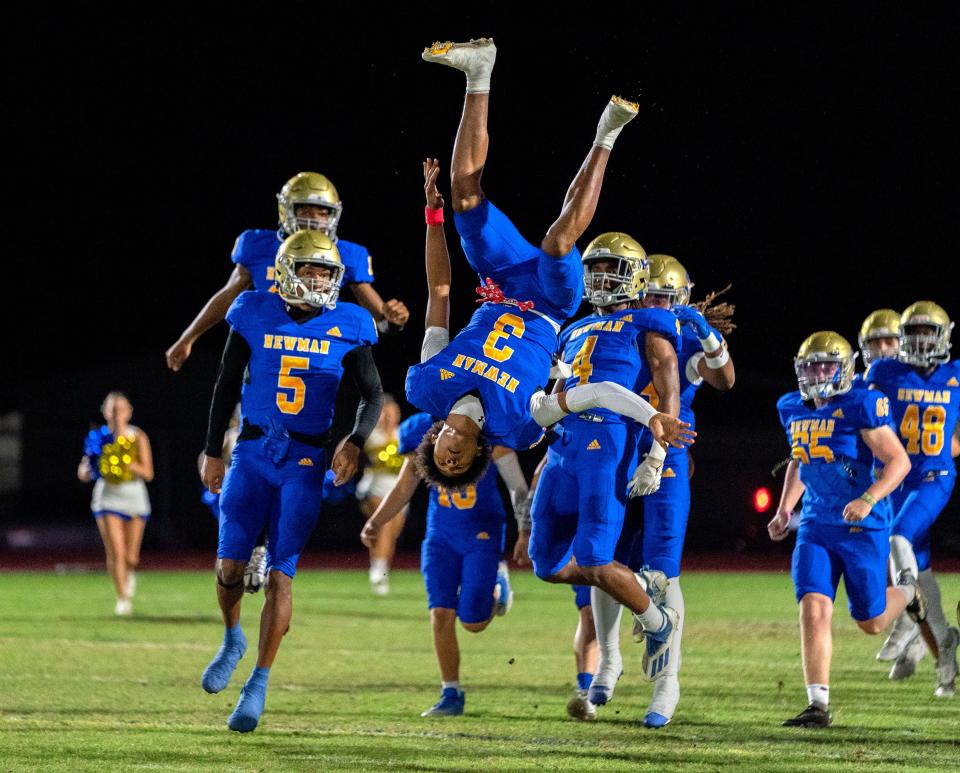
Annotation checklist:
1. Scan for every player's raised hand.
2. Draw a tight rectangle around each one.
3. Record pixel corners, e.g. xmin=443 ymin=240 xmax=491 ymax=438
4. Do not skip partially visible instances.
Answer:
xmin=165 ymin=338 xmax=193 ymax=371
xmin=330 ymin=437 xmax=361 ymax=486
xmin=424 ymin=158 xmax=444 ymax=209
xmin=767 ymin=509 xmax=792 ymax=541
xmin=648 ymin=413 xmax=696 ymax=450
xmin=382 ymin=298 xmax=410 ymax=326
xmin=360 ymin=517 xmax=380 ymax=549
xmin=673 ymin=305 xmax=711 ymax=339
xmin=842 ymin=497 xmax=872 ymax=523
xmin=201 ymin=454 xmax=226 ymax=494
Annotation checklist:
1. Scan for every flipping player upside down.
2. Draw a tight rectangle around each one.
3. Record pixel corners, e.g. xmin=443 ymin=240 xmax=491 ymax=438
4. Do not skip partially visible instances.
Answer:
xmin=407 ymin=38 xmax=692 ymax=493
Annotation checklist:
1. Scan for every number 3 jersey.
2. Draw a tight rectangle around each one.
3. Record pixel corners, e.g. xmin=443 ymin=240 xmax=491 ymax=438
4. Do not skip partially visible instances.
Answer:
xmin=776 ymin=388 xmax=895 ymax=529
xmin=397 ymin=412 xmax=506 ymax=538
xmin=226 ymin=291 xmax=378 ymax=435
xmin=405 ymin=302 xmax=559 ymax=450
xmin=866 ymin=358 xmax=960 ymax=485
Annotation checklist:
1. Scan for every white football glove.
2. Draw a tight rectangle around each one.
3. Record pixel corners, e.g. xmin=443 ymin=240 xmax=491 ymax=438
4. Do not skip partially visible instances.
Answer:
xmin=627 ymin=443 xmax=667 ymax=498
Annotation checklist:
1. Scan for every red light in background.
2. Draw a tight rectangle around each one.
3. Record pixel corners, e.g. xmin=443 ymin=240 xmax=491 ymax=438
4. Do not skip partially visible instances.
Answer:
xmin=754 ymin=487 xmax=772 ymax=513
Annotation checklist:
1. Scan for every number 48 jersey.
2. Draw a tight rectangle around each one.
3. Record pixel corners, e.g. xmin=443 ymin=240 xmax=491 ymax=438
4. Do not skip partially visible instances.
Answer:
xmin=776 ymin=388 xmax=895 ymax=529
xmin=226 ymin=291 xmax=378 ymax=435
xmin=866 ymin=358 xmax=960 ymax=484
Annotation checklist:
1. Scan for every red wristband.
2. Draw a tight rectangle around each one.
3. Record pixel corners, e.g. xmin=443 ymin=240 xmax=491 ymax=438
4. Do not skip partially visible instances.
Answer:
xmin=425 ymin=205 xmax=444 ymax=225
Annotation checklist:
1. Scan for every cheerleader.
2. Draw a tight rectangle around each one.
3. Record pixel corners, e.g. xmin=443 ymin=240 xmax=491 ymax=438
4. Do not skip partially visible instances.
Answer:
xmin=77 ymin=391 xmax=154 ymax=615
xmin=356 ymin=395 xmax=405 ymax=595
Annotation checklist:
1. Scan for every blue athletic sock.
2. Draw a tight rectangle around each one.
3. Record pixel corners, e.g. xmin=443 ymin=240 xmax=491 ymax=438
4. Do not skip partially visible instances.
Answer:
xmin=577 ymin=672 xmax=593 ymax=691
xmin=249 ymin=665 xmax=270 ymax=685
xmin=224 ymin=624 xmax=245 ymax=646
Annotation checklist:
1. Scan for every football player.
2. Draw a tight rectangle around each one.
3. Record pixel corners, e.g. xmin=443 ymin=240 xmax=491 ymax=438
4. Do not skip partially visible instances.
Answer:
xmin=165 ymin=170 xmax=408 ymax=371
xmin=588 ymin=255 xmax=736 ymax=727
xmin=866 ymin=302 xmax=960 ymax=696
xmin=360 ymin=410 xmax=529 ymax=717
xmin=198 ymin=231 xmax=384 ymax=733
xmin=412 ymin=41 xmax=689 ymax=485
xmin=857 ymin=309 xmax=901 ymax=372
xmin=768 ymin=332 xmax=915 ymax=728
xmin=528 ymin=232 xmax=693 ymax=686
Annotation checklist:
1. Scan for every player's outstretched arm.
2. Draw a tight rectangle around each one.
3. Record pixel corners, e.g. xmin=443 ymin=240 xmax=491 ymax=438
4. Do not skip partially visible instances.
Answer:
xmin=842 ymin=426 xmax=911 ymax=523
xmin=512 ymin=453 xmax=548 ymax=565
xmin=419 ymin=158 xmax=453 ymax=363
xmin=165 ymin=264 xmax=252 ymax=371
xmin=361 ymin=455 xmax=421 ymax=548
xmin=492 ymin=445 xmax=530 ymax=534
xmin=200 ymin=328 xmax=250 ymax=493
xmin=768 ymin=458 xmax=804 ymax=540
xmin=530 ymin=381 xmax=695 ymax=449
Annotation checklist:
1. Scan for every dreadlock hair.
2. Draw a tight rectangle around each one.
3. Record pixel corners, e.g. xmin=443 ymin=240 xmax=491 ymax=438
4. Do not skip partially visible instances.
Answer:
xmin=414 ymin=420 xmax=493 ymax=492
xmin=692 ymin=284 xmax=736 ymax=336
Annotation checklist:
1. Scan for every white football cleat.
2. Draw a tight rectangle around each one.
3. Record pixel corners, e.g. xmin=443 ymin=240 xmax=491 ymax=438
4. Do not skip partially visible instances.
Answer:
xmin=644 ymin=673 xmax=680 ymax=728
xmin=114 ymin=598 xmax=133 ymax=617
xmin=244 ymin=545 xmax=268 ymax=594
xmin=642 ymin=606 xmax=680 ymax=681
xmin=566 ymin=689 xmax=597 ymax=721
xmin=889 ymin=629 xmax=927 ymax=680
xmin=632 ymin=568 xmax=669 ymax=643
xmin=876 ymin=612 xmax=917 ymax=661
xmin=594 ymin=96 xmax=639 ymax=149
xmin=422 ymin=38 xmax=496 ymax=93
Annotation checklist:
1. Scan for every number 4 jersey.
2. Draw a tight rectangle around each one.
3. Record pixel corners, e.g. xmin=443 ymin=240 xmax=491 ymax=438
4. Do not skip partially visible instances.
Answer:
xmin=226 ymin=290 xmax=378 ymax=435
xmin=776 ymin=387 xmax=895 ymax=529
xmin=866 ymin=358 xmax=960 ymax=484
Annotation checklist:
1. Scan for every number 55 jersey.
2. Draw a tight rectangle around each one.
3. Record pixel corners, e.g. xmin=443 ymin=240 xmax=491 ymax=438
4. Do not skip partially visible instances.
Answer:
xmin=776 ymin=387 xmax=896 ymax=530
xmin=226 ymin=290 xmax=378 ymax=435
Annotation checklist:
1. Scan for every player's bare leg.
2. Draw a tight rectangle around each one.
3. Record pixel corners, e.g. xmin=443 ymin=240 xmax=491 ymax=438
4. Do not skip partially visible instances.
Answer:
xmin=256 ymin=570 xmax=292 ymax=669
xmin=423 ymin=608 xmax=466 ymax=716
xmin=422 ymin=38 xmax=495 ymax=213
xmin=568 ymin=605 xmax=599 ymax=720
xmin=784 ymin=593 xmax=833 ymax=728
xmin=541 ymin=97 xmax=638 ymax=257
xmin=201 ymin=558 xmax=247 ymax=694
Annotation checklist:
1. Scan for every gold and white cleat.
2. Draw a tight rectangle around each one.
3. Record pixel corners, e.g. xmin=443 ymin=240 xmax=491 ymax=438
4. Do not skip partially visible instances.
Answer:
xmin=601 ymin=95 xmax=640 ymax=127
xmin=421 ymin=38 xmax=497 ymax=70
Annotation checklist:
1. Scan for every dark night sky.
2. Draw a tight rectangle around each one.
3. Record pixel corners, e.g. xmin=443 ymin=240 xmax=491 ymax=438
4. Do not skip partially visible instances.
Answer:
xmin=3 ymin=7 xmax=959 ymax=547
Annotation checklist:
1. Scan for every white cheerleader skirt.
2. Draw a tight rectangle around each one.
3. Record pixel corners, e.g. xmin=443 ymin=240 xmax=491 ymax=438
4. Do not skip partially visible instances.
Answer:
xmin=356 ymin=470 xmax=399 ymax=502
xmin=92 ymin=478 xmax=151 ymax=520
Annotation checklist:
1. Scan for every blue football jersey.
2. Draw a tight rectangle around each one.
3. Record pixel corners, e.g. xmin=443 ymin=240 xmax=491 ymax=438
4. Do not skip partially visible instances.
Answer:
xmin=231 ymin=228 xmax=375 ymax=292
xmin=777 ymin=388 xmax=895 ymax=529
xmin=398 ymin=412 xmax=507 ymax=535
xmin=866 ymin=358 xmax=960 ymax=483
xmin=226 ymin=291 xmax=378 ymax=435
xmin=405 ymin=302 xmax=560 ymax=450
xmin=558 ymin=307 xmax=682 ymax=426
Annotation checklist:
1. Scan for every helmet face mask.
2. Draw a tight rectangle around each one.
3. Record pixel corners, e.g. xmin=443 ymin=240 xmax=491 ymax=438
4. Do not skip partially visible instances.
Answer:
xmin=581 ymin=232 xmax=648 ymax=308
xmin=794 ymin=331 xmax=857 ymax=401
xmin=899 ymin=301 xmax=953 ymax=367
xmin=277 ymin=172 xmax=343 ymax=240
xmin=293 ymin=204 xmax=338 ymax=235
xmin=275 ymin=231 xmax=345 ymax=309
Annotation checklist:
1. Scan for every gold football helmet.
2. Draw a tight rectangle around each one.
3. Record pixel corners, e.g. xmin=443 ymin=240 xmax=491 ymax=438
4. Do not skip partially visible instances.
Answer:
xmin=794 ymin=331 xmax=857 ymax=401
xmin=900 ymin=301 xmax=953 ymax=366
xmin=581 ymin=232 xmax=648 ymax=307
xmin=275 ymin=231 xmax=345 ymax=309
xmin=858 ymin=309 xmax=901 ymax=366
xmin=277 ymin=172 xmax=343 ymax=239
xmin=646 ymin=254 xmax=692 ymax=307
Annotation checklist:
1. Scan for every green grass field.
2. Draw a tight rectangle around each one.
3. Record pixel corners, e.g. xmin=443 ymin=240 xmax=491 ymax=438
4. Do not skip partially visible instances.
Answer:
xmin=0 ymin=569 xmax=958 ymax=772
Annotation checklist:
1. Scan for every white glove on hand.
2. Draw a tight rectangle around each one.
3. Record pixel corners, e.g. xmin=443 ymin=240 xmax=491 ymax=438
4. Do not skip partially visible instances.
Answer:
xmin=628 ymin=443 xmax=667 ymax=498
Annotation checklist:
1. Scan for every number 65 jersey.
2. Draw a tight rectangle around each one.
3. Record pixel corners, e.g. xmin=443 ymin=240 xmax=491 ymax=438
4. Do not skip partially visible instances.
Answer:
xmin=866 ymin=358 xmax=960 ymax=485
xmin=776 ymin=388 xmax=895 ymax=529
xmin=226 ymin=291 xmax=378 ymax=435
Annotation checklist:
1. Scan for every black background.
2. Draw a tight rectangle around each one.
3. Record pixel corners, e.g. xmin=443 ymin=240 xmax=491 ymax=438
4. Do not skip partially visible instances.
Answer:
xmin=2 ymin=7 xmax=958 ymax=558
